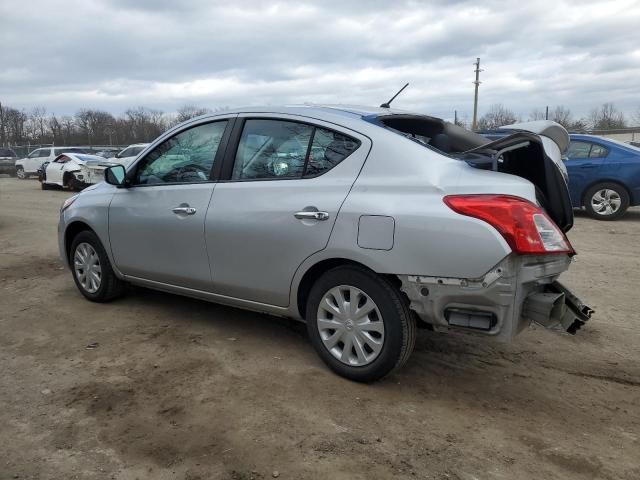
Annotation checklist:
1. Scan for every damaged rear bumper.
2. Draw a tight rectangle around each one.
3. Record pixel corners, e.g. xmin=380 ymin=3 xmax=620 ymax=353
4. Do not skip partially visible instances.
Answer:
xmin=399 ymin=254 xmax=593 ymax=342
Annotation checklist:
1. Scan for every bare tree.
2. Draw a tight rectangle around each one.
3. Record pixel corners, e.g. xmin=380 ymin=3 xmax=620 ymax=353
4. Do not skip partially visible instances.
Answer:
xmin=453 ymin=112 xmax=469 ymax=129
xmin=529 ymin=108 xmax=546 ymax=121
xmin=550 ymin=105 xmax=573 ymax=129
xmin=173 ymin=105 xmax=213 ymax=125
xmin=476 ymin=104 xmax=519 ymax=130
xmin=588 ymin=103 xmax=626 ymax=130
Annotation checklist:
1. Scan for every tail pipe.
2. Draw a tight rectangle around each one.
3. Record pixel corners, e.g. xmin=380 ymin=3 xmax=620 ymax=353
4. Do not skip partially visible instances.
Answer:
xmin=523 ymin=281 xmax=594 ymax=334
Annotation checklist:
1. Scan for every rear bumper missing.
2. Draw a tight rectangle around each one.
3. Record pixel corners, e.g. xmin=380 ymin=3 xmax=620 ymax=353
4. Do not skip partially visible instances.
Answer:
xmin=398 ymin=254 xmax=593 ymax=342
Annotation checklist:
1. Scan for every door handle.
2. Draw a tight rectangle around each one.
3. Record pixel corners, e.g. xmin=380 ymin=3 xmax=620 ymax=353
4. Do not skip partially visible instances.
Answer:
xmin=172 ymin=206 xmax=197 ymax=215
xmin=294 ymin=211 xmax=329 ymax=221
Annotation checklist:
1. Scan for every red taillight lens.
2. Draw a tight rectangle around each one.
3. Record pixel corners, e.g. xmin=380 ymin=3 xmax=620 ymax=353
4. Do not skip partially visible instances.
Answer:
xmin=443 ymin=195 xmax=574 ymax=255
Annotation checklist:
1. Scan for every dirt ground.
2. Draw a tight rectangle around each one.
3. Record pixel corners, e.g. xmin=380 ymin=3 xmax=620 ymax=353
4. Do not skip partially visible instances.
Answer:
xmin=0 ymin=177 xmax=638 ymax=480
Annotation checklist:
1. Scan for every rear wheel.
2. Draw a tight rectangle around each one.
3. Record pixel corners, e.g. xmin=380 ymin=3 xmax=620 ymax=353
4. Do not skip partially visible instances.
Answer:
xmin=16 ymin=167 xmax=25 ymax=179
xmin=306 ymin=265 xmax=416 ymax=382
xmin=70 ymin=230 xmax=125 ymax=302
xmin=584 ymin=182 xmax=629 ymax=220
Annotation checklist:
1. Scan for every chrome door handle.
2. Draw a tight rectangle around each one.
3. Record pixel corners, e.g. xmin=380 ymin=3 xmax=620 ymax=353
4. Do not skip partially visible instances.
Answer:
xmin=172 ymin=206 xmax=197 ymax=215
xmin=294 ymin=211 xmax=329 ymax=221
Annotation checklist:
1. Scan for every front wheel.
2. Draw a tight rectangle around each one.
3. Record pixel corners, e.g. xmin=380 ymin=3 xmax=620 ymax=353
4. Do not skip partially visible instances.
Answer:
xmin=584 ymin=182 xmax=629 ymax=220
xmin=306 ymin=265 xmax=416 ymax=382
xmin=69 ymin=230 xmax=125 ymax=302
xmin=16 ymin=167 xmax=26 ymax=179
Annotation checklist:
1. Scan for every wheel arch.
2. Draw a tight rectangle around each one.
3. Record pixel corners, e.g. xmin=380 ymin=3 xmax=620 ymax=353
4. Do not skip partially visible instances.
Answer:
xmin=64 ymin=221 xmax=95 ymax=263
xmin=294 ymin=257 xmax=398 ymax=321
xmin=580 ymin=179 xmax=631 ymax=207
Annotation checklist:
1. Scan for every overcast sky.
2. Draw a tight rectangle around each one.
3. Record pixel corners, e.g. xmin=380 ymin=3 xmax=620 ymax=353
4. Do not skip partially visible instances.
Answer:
xmin=1 ymin=0 xmax=639 ymax=122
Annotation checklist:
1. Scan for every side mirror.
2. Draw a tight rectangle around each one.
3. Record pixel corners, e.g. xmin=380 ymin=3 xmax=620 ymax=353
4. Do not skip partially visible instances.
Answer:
xmin=105 ymin=165 xmax=127 ymax=186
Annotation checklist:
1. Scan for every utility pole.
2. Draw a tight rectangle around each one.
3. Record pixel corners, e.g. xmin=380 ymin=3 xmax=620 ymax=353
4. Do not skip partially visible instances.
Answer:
xmin=545 ymin=105 xmax=549 ymax=120
xmin=472 ymin=57 xmax=482 ymax=131
xmin=454 ymin=110 xmax=458 ymax=125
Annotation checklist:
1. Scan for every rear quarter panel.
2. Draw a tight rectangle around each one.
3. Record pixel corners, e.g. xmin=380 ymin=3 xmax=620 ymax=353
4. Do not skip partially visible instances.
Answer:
xmin=315 ymin=133 xmax=538 ymax=279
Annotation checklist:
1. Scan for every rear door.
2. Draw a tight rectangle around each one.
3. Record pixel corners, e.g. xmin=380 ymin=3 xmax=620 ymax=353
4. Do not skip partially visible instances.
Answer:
xmin=108 ymin=119 xmax=232 ymax=290
xmin=564 ymin=140 xmax=607 ymax=205
xmin=205 ymin=115 xmax=370 ymax=306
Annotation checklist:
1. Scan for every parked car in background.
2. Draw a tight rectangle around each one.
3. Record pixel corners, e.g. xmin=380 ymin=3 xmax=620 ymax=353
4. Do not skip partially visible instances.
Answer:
xmin=58 ymin=106 xmax=591 ymax=382
xmin=109 ymin=143 xmax=149 ymax=167
xmin=0 ymin=148 xmax=18 ymax=176
xmin=563 ymin=135 xmax=640 ymax=220
xmin=15 ymin=147 xmax=90 ymax=178
xmin=41 ymin=153 xmax=117 ymax=191
xmin=480 ymin=129 xmax=640 ymax=220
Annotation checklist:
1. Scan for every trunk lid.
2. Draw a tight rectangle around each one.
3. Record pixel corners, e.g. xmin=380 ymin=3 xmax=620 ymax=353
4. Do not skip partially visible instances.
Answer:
xmin=456 ymin=128 xmax=574 ymax=232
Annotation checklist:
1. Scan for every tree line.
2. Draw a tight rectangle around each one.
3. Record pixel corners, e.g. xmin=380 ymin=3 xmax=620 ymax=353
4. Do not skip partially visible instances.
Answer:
xmin=0 ymin=100 xmax=637 ymax=148
xmin=0 ymin=104 xmax=215 ymax=148
xmin=465 ymin=102 xmax=635 ymax=131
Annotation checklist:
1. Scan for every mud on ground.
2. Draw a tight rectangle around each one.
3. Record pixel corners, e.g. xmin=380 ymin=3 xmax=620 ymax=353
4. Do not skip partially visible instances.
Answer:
xmin=1 ymin=178 xmax=638 ymax=479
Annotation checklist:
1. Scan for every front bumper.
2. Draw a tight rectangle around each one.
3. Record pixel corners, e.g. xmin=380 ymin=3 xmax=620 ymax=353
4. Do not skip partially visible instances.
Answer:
xmin=399 ymin=254 xmax=592 ymax=342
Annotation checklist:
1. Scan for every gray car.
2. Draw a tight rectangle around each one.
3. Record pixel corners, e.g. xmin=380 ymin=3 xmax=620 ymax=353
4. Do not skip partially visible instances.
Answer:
xmin=57 ymin=106 xmax=592 ymax=382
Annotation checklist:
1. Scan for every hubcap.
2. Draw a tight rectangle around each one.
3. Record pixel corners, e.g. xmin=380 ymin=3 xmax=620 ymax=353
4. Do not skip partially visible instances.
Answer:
xmin=317 ymin=285 xmax=385 ymax=367
xmin=591 ymin=188 xmax=621 ymax=216
xmin=73 ymin=242 xmax=102 ymax=293
xmin=17 ymin=168 xmax=25 ymax=179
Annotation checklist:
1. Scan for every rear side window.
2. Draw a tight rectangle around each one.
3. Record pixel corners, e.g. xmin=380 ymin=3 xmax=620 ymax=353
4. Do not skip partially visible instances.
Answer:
xmin=589 ymin=144 xmax=608 ymax=158
xmin=305 ymin=128 xmax=360 ymax=178
xmin=566 ymin=141 xmax=591 ymax=159
xmin=231 ymin=119 xmax=360 ymax=180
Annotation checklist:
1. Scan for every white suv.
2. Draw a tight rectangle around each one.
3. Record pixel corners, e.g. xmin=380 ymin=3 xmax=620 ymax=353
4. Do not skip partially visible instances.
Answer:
xmin=15 ymin=147 xmax=88 ymax=178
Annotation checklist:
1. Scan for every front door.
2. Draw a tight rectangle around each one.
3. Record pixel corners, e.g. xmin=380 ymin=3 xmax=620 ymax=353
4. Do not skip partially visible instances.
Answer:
xmin=108 ymin=119 xmax=231 ymax=290
xmin=205 ymin=115 xmax=370 ymax=306
xmin=565 ymin=140 xmax=606 ymax=205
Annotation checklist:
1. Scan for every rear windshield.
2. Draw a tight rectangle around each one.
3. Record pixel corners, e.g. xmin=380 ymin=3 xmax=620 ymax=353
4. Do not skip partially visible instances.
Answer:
xmin=75 ymin=154 xmax=102 ymax=162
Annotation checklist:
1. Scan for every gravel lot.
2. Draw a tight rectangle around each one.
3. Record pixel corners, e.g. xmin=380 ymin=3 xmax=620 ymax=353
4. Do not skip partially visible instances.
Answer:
xmin=1 ymin=177 xmax=639 ymax=480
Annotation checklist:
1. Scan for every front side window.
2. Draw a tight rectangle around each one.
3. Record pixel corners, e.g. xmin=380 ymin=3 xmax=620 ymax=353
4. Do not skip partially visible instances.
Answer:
xmin=135 ymin=121 xmax=227 ymax=185
xmin=231 ymin=119 xmax=360 ymax=180
xmin=28 ymin=150 xmax=41 ymax=158
xmin=566 ymin=141 xmax=591 ymax=159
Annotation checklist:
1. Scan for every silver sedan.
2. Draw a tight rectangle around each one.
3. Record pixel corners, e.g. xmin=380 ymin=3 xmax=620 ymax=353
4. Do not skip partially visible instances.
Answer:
xmin=58 ymin=106 xmax=592 ymax=382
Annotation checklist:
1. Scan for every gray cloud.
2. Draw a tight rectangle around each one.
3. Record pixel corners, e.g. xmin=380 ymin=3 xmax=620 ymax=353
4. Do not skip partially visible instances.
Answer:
xmin=1 ymin=0 xmax=639 ymax=121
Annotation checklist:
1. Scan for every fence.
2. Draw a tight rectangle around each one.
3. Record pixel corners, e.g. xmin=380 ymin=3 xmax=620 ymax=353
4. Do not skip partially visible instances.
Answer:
xmin=3 ymin=144 xmax=127 ymax=158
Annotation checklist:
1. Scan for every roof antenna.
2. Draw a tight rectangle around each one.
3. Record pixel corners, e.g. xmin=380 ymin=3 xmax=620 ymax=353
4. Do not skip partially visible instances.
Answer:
xmin=380 ymin=83 xmax=409 ymax=108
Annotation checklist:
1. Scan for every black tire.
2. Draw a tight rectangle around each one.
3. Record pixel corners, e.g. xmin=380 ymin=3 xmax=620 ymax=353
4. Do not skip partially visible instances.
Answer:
xmin=306 ymin=265 xmax=416 ymax=382
xmin=584 ymin=182 xmax=629 ymax=221
xmin=41 ymin=181 xmax=54 ymax=190
xmin=16 ymin=167 xmax=26 ymax=179
xmin=69 ymin=230 xmax=125 ymax=302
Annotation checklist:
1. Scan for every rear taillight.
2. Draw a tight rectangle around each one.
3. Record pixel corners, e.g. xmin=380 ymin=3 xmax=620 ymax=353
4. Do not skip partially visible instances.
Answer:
xmin=443 ymin=195 xmax=574 ymax=255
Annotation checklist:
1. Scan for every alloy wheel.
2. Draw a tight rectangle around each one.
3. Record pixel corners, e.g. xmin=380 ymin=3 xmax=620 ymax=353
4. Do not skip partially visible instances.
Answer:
xmin=591 ymin=188 xmax=621 ymax=216
xmin=316 ymin=285 xmax=385 ymax=366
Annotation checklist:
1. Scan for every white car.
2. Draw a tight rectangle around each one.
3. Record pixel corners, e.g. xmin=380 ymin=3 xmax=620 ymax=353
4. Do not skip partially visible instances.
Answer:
xmin=15 ymin=146 xmax=89 ymax=178
xmin=41 ymin=153 xmax=117 ymax=190
xmin=109 ymin=143 xmax=149 ymax=167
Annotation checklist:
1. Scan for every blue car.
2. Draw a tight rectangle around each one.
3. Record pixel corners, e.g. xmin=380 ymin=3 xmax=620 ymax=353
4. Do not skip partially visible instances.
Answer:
xmin=480 ymin=130 xmax=640 ymax=220
xmin=564 ymin=135 xmax=640 ymax=220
